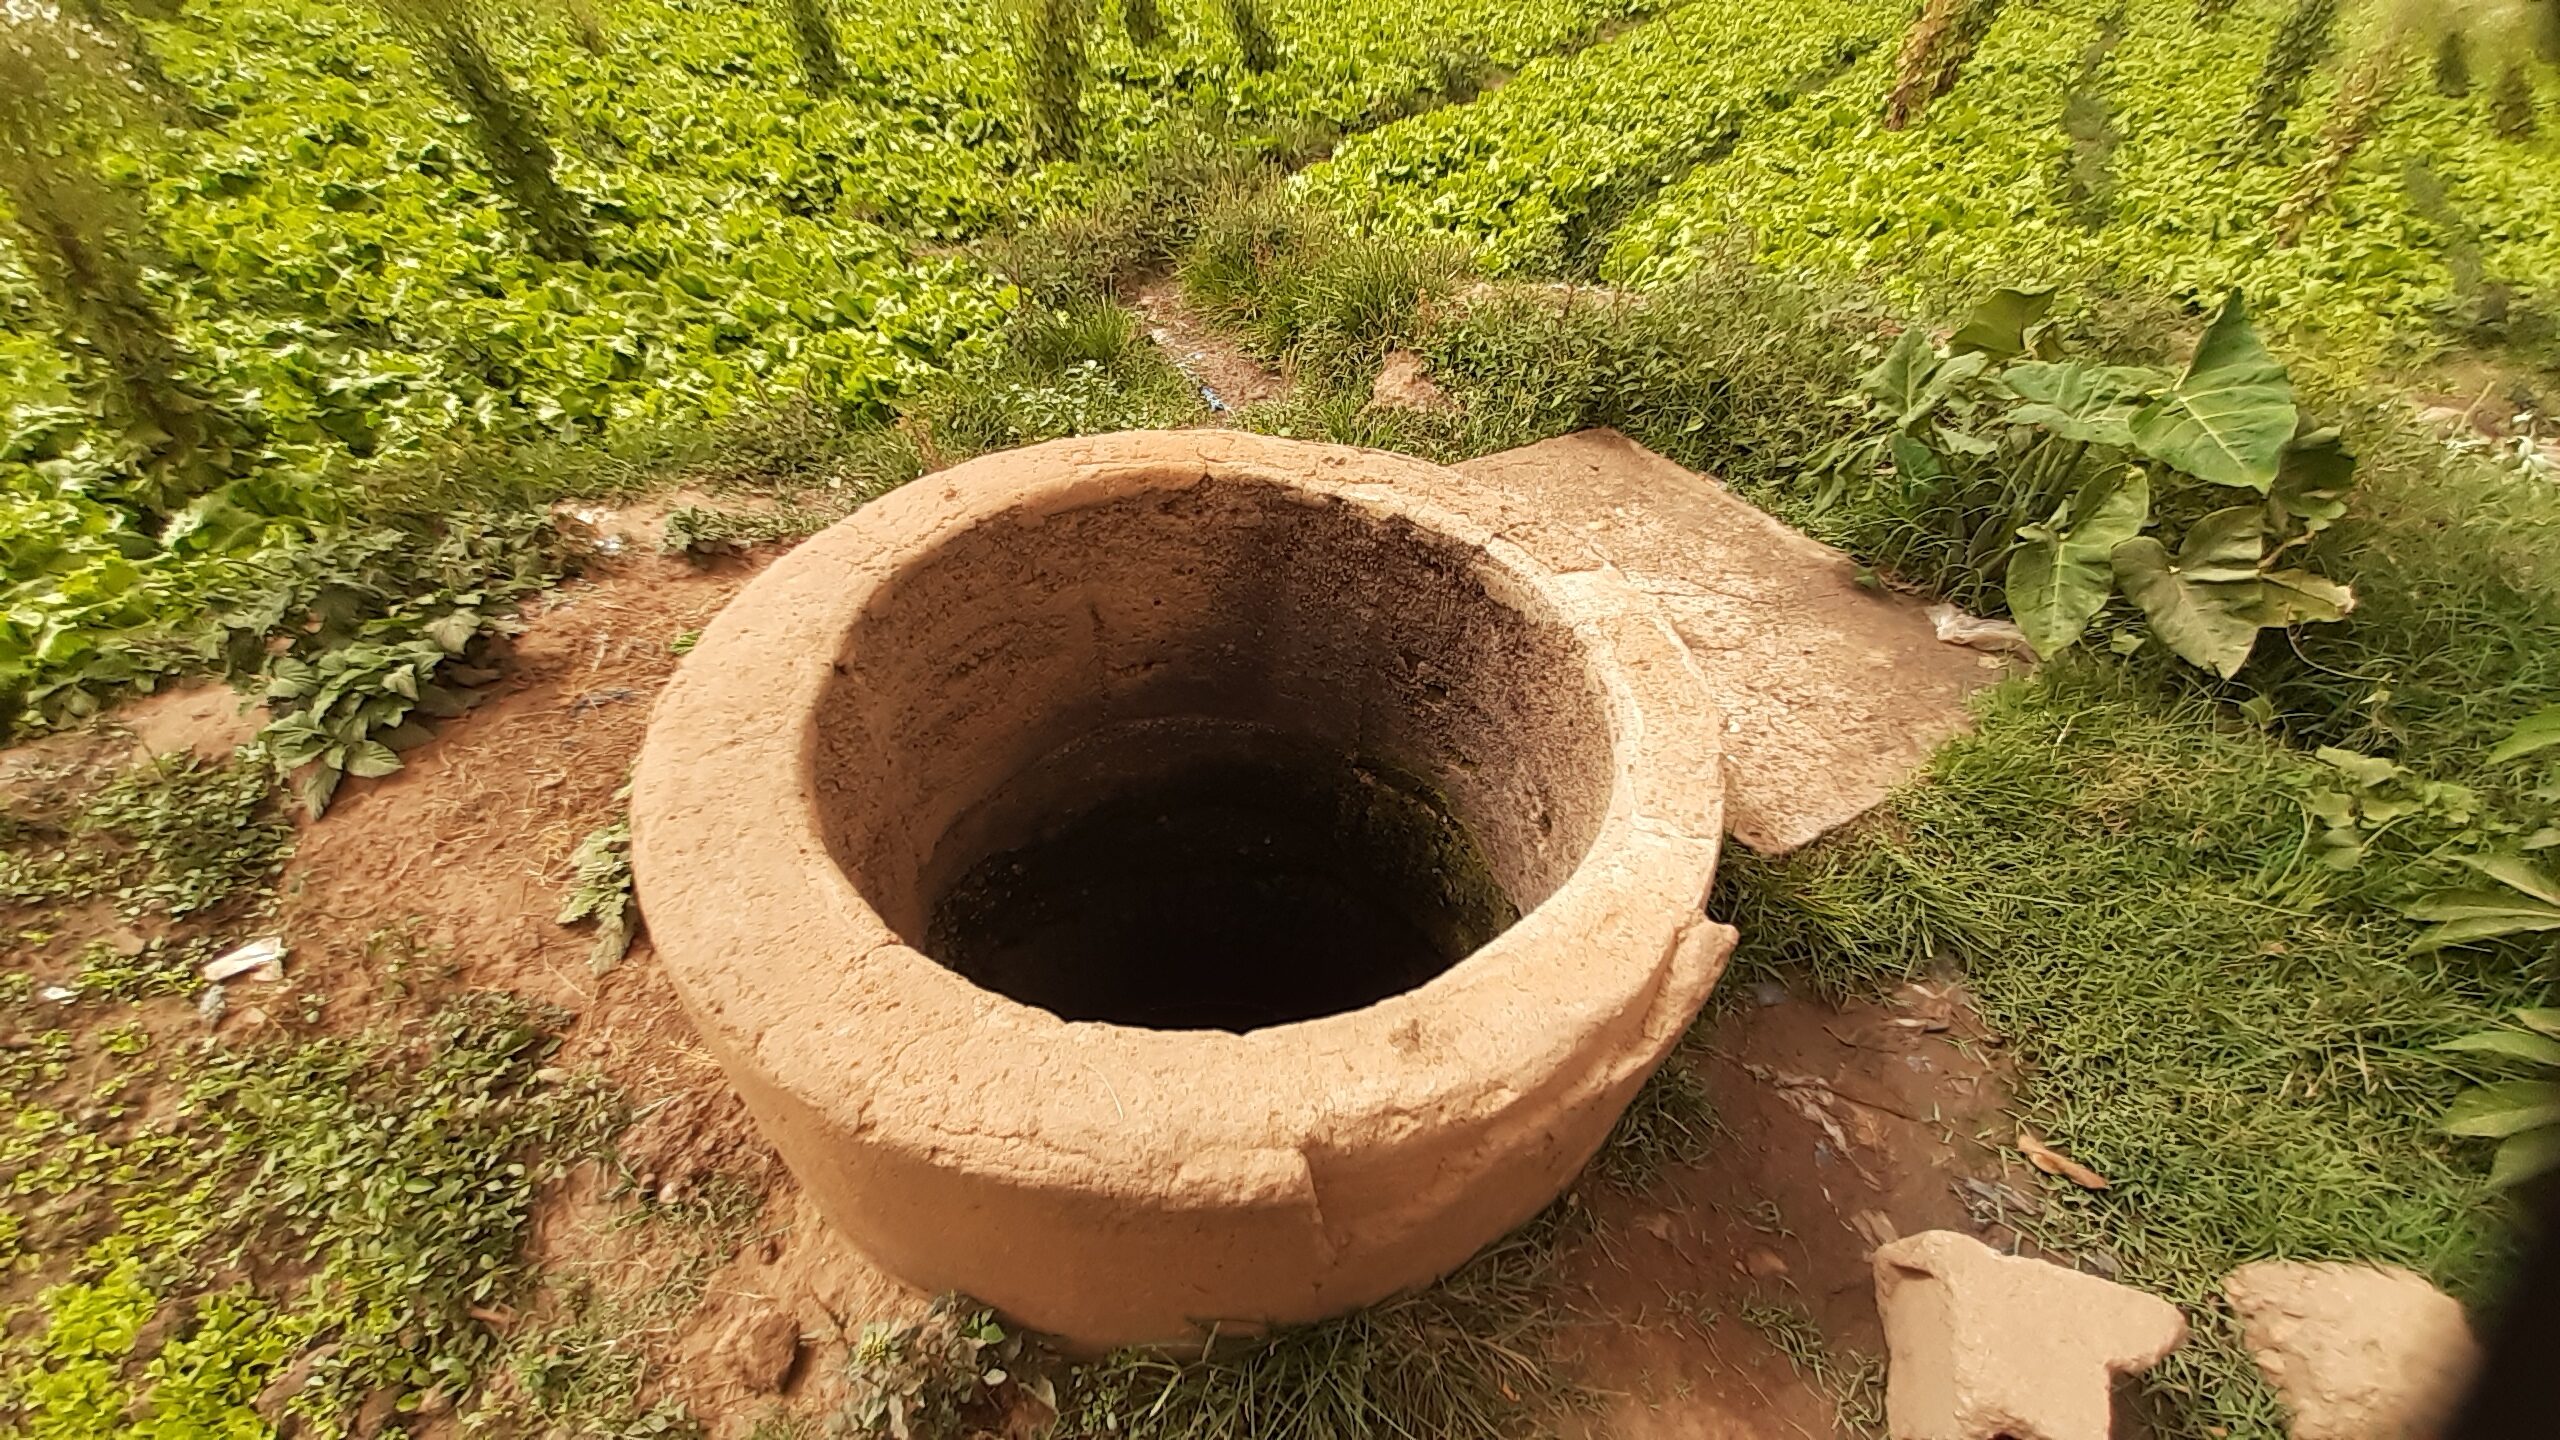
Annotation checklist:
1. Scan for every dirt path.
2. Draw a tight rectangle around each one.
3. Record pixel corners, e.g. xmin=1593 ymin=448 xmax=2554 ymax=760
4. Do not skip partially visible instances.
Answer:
xmin=1130 ymin=274 xmax=1286 ymax=417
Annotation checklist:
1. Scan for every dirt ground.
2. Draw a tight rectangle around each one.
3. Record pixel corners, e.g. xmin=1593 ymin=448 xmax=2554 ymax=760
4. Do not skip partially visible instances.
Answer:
xmin=5 ymin=503 xmax=2082 ymax=1438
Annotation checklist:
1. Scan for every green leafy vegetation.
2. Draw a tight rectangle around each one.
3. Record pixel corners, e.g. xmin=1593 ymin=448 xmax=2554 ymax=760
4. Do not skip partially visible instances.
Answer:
xmin=0 ymin=990 xmax=622 ymax=1435
xmin=0 ymin=752 xmax=288 ymax=921
xmin=559 ymin=811 xmax=636 ymax=974
xmin=1816 ymin=287 xmax=2361 ymax=675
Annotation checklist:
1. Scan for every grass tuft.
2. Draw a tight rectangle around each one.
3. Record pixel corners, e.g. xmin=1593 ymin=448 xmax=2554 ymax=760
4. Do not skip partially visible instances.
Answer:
xmin=1061 ymin=1212 xmax=1574 ymax=1440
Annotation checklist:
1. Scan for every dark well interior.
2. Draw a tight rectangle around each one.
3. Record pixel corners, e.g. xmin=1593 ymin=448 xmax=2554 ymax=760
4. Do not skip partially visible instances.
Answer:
xmin=814 ymin=473 xmax=1616 ymax=1033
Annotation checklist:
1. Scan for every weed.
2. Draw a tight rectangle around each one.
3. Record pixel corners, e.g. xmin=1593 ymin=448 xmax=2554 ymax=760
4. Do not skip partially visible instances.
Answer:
xmin=1736 ymin=1301 xmax=1886 ymax=1436
xmin=836 ymin=1297 xmax=1051 ymax=1439
xmin=1590 ymin=1053 xmax=1720 ymax=1194
xmin=785 ymin=0 xmax=847 ymax=95
xmin=663 ymin=501 xmax=851 ymax=556
xmin=560 ymin=812 xmax=637 ymax=975
xmin=1420 ymin=263 xmax=1871 ymax=486
xmin=0 ymin=752 xmax=288 ymax=922
xmin=909 ymin=297 xmax=1198 ymax=456
xmin=474 ymin=1197 xmax=757 ymax=1440
xmin=0 ymin=992 xmax=624 ymax=1432
xmin=372 ymin=0 xmax=593 ymax=262
xmin=1179 ymin=194 xmax=1468 ymax=378
xmin=185 ymin=993 xmax=625 ymax=1418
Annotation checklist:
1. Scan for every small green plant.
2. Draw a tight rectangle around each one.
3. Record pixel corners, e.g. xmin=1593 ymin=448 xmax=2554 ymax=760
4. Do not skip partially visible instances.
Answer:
xmin=1220 ymin=0 xmax=1279 ymax=72
xmin=373 ymin=0 xmax=594 ymax=262
xmin=1122 ymin=0 xmax=1164 ymax=48
xmin=836 ymin=1298 xmax=1053 ymax=1440
xmin=1818 ymin=287 xmax=2358 ymax=678
xmin=2434 ymin=28 xmax=2472 ymax=96
xmin=2437 ymin=1009 xmax=2560 ymax=1186
xmin=0 ymin=17 xmax=256 ymax=523
xmin=2241 ymin=0 xmax=2343 ymax=147
xmin=2488 ymin=58 xmax=2538 ymax=137
xmin=0 ymin=754 xmax=289 ymax=920
xmin=785 ymin=0 xmax=847 ymax=95
xmin=2296 ymin=746 xmax=2479 ymax=871
xmin=1018 ymin=0 xmax=1094 ymax=161
xmin=559 ymin=811 xmax=636 ymax=974
xmin=260 ymin=602 xmax=512 ymax=816
xmin=2406 ymin=706 xmax=2560 ymax=949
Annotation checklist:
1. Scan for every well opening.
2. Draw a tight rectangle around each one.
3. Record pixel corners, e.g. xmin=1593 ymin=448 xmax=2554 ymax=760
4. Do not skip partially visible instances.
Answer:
xmin=814 ymin=472 xmax=1616 ymax=1032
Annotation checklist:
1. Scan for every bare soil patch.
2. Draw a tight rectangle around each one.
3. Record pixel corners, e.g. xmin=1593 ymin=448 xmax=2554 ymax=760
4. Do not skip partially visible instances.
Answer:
xmin=1559 ymin=981 xmax=2014 ymax=1438
xmin=1130 ymin=274 xmax=1286 ymax=416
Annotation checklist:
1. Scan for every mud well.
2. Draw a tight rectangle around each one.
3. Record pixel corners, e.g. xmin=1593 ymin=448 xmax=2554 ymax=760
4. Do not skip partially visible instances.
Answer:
xmin=835 ymin=477 xmax=1611 ymax=1032
xmin=633 ymin=431 xmax=1732 ymax=1346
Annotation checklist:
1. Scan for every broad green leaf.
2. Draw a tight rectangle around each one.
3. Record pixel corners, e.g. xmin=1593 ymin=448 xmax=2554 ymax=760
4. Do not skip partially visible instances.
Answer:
xmin=2518 ymin=1009 xmax=2560 ymax=1041
xmin=2406 ymin=888 xmax=2560 ymax=949
xmin=2269 ymin=428 xmax=2355 ymax=536
xmin=2487 ymin=705 xmax=2560 ymax=765
xmin=1861 ymin=329 xmax=1990 ymax=429
xmin=2110 ymin=508 xmax=2267 ymax=677
xmin=1861 ymin=328 xmax=1938 ymax=417
xmin=2315 ymin=746 xmax=2401 ymax=787
xmin=2252 ymin=568 xmax=2355 ymax=625
xmin=424 ymin=610 xmax=482 ymax=654
xmin=2000 ymin=360 xmax=2157 ymax=445
xmin=2465 ymin=853 xmax=2560 ymax=906
xmin=2489 ymin=1127 xmax=2560 ymax=1188
xmin=1949 ymin=286 xmax=2055 ymax=360
xmin=2441 ymin=1079 xmax=2560 ymax=1138
xmin=1889 ymin=433 xmax=1942 ymax=483
xmin=2005 ymin=469 xmax=2149 ymax=658
xmin=2440 ymin=1029 xmax=2560 ymax=1066
xmin=344 ymin=740 xmax=403 ymax=779
xmin=2128 ymin=292 xmax=2297 ymax=490
xmin=300 ymin=764 xmax=343 ymax=820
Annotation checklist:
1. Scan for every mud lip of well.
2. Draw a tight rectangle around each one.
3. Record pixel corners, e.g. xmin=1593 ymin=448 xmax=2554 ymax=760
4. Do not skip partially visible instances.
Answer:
xmin=628 ymin=430 xmax=1733 ymax=1349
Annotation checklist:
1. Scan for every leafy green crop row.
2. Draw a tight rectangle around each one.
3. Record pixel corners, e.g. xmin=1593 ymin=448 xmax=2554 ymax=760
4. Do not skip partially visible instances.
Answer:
xmin=2 ymin=0 xmax=1643 ymax=728
xmin=1294 ymin=0 xmax=1893 ymax=273
xmin=1597 ymin=0 xmax=2560 ymax=371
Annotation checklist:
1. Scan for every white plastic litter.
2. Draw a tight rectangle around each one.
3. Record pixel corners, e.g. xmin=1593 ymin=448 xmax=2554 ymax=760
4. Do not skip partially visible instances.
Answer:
xmin=1927 ymin=602 xmax=2037 ymax=660
xmin=202 ymin=936 xmax=288 ymax=984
